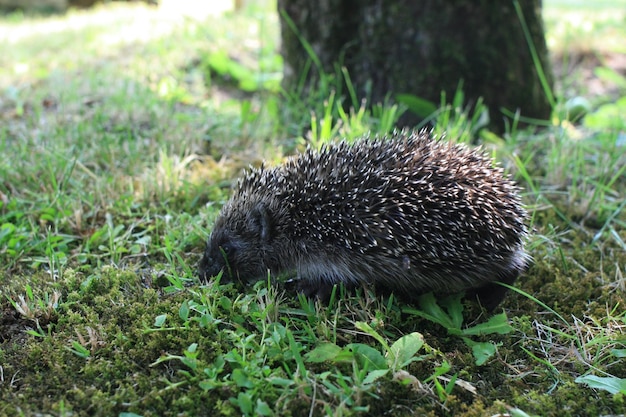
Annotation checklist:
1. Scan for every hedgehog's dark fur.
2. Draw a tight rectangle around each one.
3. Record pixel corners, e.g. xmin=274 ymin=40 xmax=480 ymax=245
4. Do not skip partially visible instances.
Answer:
xmin=199 ymin=130 xmax=529 ymax=309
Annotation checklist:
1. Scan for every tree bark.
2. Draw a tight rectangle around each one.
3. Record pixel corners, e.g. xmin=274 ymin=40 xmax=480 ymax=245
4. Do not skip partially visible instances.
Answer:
xmin=278 ymin=0 xmax=554 ymax=132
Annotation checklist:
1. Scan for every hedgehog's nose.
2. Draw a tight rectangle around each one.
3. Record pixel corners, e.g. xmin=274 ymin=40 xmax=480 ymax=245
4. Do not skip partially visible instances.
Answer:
xmin=198 ymin=253 xmax=229 ymax=283
xmin=199 ymin=265 xmax=224 ymax=282
xmin=198 ymin=254 xmax=215 ymax=281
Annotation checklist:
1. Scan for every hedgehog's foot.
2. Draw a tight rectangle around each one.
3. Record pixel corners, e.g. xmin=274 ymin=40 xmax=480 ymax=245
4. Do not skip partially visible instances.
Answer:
xmin=293 ymin=279 xmax=337 ymax=302
xmin=471 ymin=270 xmax=520 ymax=311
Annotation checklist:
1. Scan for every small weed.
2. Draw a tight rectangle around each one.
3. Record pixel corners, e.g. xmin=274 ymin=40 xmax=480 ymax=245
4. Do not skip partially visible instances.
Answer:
xmin=7 ymin=284 xmax=60 ymax=324
xmin=150 ymin=285 xmax=307 ymax=416
xmin=202 ymin=49 xmax=281 ymax=93
xmin=400 ymin=81 xmax=492 ymax=144
xmin=404 ymin=293 xmax=514 ymax=365
xmin=303 ymin=78 xmax=404 ymax=149
xmin=305 ymin=324 xmax=427 ymax=384
xmin=575 ymin=374 xmax=626 ymax=394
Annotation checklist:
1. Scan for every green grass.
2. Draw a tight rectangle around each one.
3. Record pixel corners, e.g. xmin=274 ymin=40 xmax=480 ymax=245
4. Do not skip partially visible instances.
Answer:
xmin=1 ymin=1 xmax=626 ymax=416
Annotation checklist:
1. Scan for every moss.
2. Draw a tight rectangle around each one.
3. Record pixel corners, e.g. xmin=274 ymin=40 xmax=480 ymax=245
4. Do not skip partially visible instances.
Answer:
xmin=0 ymin=265 xmax=215 ymax=416
xmin=510 ymin=381 xmax=619 ymax=416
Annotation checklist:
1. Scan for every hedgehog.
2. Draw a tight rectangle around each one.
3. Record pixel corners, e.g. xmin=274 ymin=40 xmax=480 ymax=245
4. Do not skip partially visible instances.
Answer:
xmin=198 ymin=130 xmax=529 ymax=310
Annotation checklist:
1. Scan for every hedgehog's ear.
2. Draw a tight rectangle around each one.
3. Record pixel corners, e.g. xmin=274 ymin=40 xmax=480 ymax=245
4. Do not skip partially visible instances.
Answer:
xmin=251 ymin=202 xmax=272 ymax=242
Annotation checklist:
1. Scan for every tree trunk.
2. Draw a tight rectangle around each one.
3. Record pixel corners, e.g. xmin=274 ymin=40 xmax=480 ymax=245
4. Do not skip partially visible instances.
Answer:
xmin=278 ymin=0 xmax=554 ymax=132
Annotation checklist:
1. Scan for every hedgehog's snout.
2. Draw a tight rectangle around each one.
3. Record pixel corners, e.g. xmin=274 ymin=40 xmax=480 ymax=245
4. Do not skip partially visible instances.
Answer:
xmin=198 ymin=238 xmax=230 ymax=282
xmin=198 ymin=251 xmax=221 ymax=282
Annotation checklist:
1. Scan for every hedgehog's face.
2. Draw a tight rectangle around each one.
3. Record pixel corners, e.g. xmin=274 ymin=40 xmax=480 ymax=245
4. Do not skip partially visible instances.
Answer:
xmin=198 ymin=202 xmax=274 ymax=285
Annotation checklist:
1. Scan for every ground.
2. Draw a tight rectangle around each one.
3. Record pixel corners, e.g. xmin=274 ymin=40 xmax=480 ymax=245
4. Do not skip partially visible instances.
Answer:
xmin=0 ymin=1 xmax=625 ymax=416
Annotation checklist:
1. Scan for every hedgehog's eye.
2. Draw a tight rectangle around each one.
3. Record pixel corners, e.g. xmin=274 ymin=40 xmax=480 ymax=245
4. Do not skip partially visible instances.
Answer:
xmin=219 ymin=243 xmax=234 ymax=258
